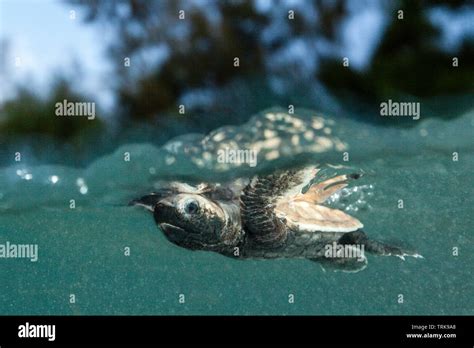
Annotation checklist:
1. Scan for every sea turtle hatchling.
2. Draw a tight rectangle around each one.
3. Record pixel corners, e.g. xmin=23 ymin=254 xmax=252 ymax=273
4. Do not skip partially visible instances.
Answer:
xmin=130 ymin=166 xmax=422 ymax=272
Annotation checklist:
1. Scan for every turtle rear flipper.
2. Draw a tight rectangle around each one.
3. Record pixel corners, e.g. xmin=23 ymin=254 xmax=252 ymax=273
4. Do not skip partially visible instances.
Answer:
xmin=311 ymin=244 xmax=368 ymax=273
xmin=338 ymin=230 xmax=423 ymax=260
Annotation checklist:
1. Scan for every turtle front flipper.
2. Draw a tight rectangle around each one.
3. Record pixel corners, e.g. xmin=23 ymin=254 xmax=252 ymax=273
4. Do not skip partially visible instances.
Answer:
xmin=301 ymin=173 xmax=360 ymax=204
xmin=240 ymin=166 xmax=319 ymax=247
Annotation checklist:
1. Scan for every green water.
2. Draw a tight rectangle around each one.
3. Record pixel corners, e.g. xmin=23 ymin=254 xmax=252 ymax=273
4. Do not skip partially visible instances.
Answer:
xmin=1 ymin=107 xmax=473 ymax=315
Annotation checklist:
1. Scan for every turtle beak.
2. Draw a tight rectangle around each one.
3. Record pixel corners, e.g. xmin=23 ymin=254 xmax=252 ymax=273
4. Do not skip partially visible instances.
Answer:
xmin=129 ymin=194 xmax=163 ymax=212
xmin=154 ymin=197 xmax=176 ymax=211
xmin=153 ymin=197 xmax=178 ymax=225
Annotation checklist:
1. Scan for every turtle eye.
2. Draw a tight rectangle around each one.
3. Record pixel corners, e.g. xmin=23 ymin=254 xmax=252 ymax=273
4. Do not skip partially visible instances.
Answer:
xmin=184 ymin=200 xmax=199 ymax=214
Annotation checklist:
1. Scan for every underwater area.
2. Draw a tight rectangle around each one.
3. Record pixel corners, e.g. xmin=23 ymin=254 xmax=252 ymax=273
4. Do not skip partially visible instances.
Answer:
xmin=0 ymin=0 xmax=473 ymax=316
xmin=1 ymin=103 xmax=473 ymax=315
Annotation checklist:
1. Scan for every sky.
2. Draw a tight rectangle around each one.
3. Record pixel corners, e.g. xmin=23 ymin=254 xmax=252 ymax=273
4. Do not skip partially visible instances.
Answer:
xmin=0 ymin=0 xmax=472 ymax=111
xmin=0 ymin=0 xmax=113 ymax=107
